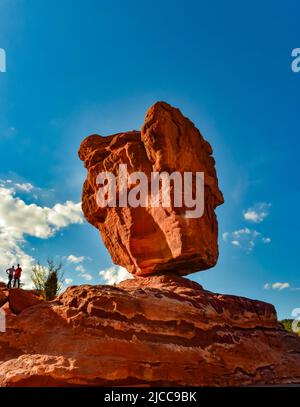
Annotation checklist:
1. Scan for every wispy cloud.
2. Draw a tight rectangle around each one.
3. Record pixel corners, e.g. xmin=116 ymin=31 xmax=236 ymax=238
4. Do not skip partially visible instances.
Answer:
xmin=223 ymin=227 xmax=271 ymax=253
xmin=65 ymin=278 xmax=73 ymax=285
xmin=262 ymin=237 xmax=271 ymax=244
xmin=69 ymin=259 xmax=94 ymax=282
xmin=67 ymin=254 xmax=85 ymax=264
xmin=243 ymin=202 xmax=271 ymax=223
xmin=264 ymin=282 xmax=290 ymax=291
xmin=14 ymin=182 xmax=34 ymax=193
xmin=75 ymin=264 xmax=85 ymax=273
xmin=0 ymin=178 xmax=57 ymax=203
xmin=223 ymin=201 xmax=272 ymax=253
xmin=81 ymin=273 xmax=93 ymax=281
xmin=0 ymin=179 xmax=41 ymax=196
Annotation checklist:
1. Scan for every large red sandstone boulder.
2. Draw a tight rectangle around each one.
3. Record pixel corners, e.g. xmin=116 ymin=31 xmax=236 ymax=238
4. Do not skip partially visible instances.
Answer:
xmin=8 ymin=289 xmax=43 ymax=315
xmin=0 ymin=276 xmax=299 ymax=387
xmin=79 ymin=102 xmax=224 ymax=277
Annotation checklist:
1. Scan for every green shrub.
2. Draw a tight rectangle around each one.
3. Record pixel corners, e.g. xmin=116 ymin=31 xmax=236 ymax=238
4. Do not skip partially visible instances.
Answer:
xmin=280 ymin=319 xmax=300 ymax=336
xmin=31 ymin=258 xmax=64 ymax=300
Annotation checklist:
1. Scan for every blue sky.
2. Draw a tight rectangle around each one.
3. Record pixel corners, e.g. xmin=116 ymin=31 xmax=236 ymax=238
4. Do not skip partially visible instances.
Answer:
xmin=0 ymin=0 xmax=299 ymax=319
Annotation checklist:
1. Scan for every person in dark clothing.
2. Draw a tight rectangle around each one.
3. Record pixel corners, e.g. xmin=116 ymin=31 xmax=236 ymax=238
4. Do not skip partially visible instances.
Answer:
xmin=6 ymin=266 xmax=15 ymax=289
xmin=13 ymin=264 xmax=22 ymax=288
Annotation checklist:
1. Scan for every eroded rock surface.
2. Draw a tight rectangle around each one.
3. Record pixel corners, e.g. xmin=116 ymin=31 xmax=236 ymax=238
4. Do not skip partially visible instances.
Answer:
xmin=8 ymin=289 xmax=42 ymax=315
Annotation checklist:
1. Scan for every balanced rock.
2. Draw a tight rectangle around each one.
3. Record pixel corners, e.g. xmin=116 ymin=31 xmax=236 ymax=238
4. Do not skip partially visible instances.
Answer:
xmin=79 ymin=102 xmax=224 ymax=276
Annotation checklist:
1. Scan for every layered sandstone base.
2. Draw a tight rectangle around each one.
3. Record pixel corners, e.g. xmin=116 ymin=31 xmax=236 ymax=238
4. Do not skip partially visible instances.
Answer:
xmin=0 ymin=277 xmax=300 ymax=387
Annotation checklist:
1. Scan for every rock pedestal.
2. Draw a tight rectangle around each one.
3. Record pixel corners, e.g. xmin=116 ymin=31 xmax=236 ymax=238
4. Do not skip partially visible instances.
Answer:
xmin=0 ymin=277 xmax=300 ymax=386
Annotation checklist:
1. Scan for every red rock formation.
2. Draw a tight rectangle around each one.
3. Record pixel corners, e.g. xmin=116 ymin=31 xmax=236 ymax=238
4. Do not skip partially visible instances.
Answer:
xmin=79 ymin=102 xmax=224 ymax=276
xmin=8 ymin=289 xmax=42 ymax=315
xmin=0 ymin=276 xmax=299 ymax=387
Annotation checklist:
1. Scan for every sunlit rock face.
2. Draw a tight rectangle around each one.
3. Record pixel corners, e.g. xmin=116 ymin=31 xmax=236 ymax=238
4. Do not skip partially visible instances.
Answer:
xmin=79 ymin=102 xmax=224 ymax=277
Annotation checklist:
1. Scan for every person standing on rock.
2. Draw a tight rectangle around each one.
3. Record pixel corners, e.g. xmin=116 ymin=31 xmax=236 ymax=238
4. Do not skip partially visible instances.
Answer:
xmin=13 ymin=264 xmax=22 ymax=288
xmin=6 ymin=266 xmax=15 ymax=289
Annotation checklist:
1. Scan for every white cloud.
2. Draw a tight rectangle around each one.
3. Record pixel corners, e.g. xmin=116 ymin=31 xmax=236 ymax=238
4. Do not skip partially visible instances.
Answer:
xmin=99 ymin=265 xmax=132 ymax=285
xmin=81 ymin=273 xmax=93 ymax=281
xmin=0 ymin=179 xmax=41 ymax=196
xmin=243 ymin=202 xmax=271 ymax=223
xmin=75 ymin=264 xmax=85 ymax=273
xmin=244 ymin=211 xmax=261 ymax=223
xmin=232 ymin=228 xmax=252 ymax=237
xmin=71 ymin=260 xmax=94 ymax=283
xmin=262 ymin=237 xmax=271 ymax=244
xmin=264 ymin=282 xmax=290 ymax=291
xmin=264 ymin=282 xmax=300 ymax=291
xmin=223 ymin=227 xmax=271 ymax=253
xmin=67 ymin=254 xmax=85 ymax=264
xmin=14 ymin=182 xmax=34 ymax=192
xmin=222 ymin=232 xmax=229 ymax=242
xmin=272 ymin=282 xmax=290 ymax=290
xmin=65 ymin=278 xmax=73 ymax=285
xmin=0 ymin=183 xmax=83 ymax=288
xmin=0 ymin=184 xmax=83 ymax=238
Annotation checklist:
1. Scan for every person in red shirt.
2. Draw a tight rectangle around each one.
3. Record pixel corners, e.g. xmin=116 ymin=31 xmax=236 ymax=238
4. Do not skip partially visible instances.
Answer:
xmin=13 ymin=264 xmax=22 ymax=288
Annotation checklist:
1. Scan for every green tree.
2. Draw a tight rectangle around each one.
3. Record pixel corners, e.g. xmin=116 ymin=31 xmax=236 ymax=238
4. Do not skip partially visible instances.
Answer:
xmin=31 ymin=258 xmax=64 ymax=300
